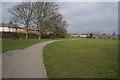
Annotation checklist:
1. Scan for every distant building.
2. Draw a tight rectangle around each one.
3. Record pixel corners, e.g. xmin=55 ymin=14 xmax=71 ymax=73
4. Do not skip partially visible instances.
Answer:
xmin=0 ymin=22 xmax=39 ymax=34
xmin=71 ymin=34 xmax=80 ymax=38
xmin=80 ymin=34 xmax=87 ymax=38
xmin=0 ymin=21 xmax=22 ymax=32
xmin=71 ymin=34 xmax=87 ymax=38
xmin=71 ymin=32 xmax=118 ymax=39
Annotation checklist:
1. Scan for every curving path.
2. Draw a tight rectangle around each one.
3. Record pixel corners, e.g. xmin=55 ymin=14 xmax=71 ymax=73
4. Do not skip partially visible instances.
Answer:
xmin=2 ymin=40 xmax=59 ymax=78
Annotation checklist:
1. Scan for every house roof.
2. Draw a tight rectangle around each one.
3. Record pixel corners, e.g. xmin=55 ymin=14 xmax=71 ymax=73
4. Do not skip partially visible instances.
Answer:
xmin=0 ymin=22 xmax=38 ymax=30
xmin=0 ymin=22 xmax=18 ymax=28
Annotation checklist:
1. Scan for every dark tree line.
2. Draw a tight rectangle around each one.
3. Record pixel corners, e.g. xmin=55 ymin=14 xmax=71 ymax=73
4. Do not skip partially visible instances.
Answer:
xmin=8 ymin=2 xmax=68 ymax=39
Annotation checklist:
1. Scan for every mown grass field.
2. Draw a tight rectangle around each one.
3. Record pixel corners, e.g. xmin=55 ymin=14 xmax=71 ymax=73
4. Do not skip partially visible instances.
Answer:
xmin=2 ymin=39 xmax=59 ymax=53
xmin=0 ymin=41 xmax=2 ymax=54
xmin=43 ymin=39 xmax=118 ymax=78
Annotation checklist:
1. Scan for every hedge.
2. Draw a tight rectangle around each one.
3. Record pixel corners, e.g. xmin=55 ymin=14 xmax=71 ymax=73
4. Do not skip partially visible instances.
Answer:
xmin=2 ymin=32 xmax=39 ymax=39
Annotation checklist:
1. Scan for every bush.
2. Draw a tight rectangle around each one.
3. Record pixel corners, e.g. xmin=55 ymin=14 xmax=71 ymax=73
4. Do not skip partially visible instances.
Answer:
xmin=41 ymin=33 xmax=56 ymax=39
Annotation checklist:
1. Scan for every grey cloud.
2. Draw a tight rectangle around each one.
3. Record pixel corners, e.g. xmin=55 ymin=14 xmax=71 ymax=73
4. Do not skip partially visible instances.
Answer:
xmin=57 ymin=2 xmax=118 ymax=34
xmin=2 ymin=2 xmax=20 ymax=22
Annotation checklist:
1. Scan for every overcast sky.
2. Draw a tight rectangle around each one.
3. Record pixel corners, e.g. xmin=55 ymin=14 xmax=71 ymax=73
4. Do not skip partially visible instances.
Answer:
xmin=1 ymin=1 xmax=118 ymax=34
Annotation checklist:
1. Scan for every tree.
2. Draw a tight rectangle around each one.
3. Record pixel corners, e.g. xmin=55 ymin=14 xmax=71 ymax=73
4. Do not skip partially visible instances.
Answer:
xmin=90 ymin=33 xmax=93 ymax=38
xmin=9 ymin=2 xmax=68 ymax=39
xmin=102 ymin=33 xmax=106 ymax=35
xmin=56 ymin=27 xmax=68 ymax=38
xmin=47 ymin=12 xmax=68 ymax=38
xmin=112 ymin=32 xmax=115 ymax=36
xmin=32 ymin=2 xmax=58 ymax=39
xmin=8 ymin=2 xmax=33 ymax=39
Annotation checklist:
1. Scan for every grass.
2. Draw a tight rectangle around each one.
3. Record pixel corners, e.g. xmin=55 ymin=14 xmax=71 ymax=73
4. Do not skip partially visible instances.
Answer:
xmin=0 ymin=40 xmax=2 ymax=54
xmin=43 ymin=38 xmax=118 ymax=78
xmin=2 ymin=38 xmax=63 ymax=53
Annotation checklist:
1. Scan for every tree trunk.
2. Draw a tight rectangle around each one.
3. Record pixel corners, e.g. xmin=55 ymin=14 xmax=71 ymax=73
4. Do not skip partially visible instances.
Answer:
xmin=26 ymin=32 xmax=28 ymax=39
xmin=26 ymin=25 xmax=28 ymax=39
xmin=38 ymin=33 xmax=41 ymax=40
xmin=55 ymin=33 xmax=57 ymax=38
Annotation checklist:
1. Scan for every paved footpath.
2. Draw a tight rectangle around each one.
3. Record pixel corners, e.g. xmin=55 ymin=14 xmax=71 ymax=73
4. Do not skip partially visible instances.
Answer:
xmin=2 ymin=40 xmax=59 ymax=78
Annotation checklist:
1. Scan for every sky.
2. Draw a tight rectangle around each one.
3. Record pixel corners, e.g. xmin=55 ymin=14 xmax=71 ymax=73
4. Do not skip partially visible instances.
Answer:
xmin=0 ymin=1 xmax=119 ymax=34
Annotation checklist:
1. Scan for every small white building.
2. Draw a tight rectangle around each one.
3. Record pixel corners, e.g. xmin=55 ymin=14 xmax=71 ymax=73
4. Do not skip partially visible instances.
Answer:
xmin=71 ymin=34 xmax=80 ymax=38
xmin=71 ymin=34 xmax=87 ymax=38
xmin=80 ymin=35 xmax=87 ymax=38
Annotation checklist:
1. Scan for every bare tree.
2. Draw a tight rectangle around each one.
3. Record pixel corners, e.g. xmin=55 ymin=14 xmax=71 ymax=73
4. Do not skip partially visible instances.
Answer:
xmin=48 ymin=12 xmax=68 ymax=37
xmin=9 ymin=2 xmax=68 ymax=39
xmin=8 ymin=2 xmax=33 ymax=39
xmin=32 ymin=2 xmax=58 ymax=39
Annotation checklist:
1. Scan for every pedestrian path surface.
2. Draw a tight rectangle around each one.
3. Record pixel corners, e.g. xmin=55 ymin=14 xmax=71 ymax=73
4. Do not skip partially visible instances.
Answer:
xmin=2 ymin=40 xmax=59 ymax=78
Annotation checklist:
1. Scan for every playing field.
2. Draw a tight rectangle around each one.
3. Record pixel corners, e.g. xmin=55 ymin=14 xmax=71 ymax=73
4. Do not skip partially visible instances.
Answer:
xmin=43 ymin=39 xmax=118 ymax=78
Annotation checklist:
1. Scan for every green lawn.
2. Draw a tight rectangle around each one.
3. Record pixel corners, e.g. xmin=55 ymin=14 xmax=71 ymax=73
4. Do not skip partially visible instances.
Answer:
xmin=43 ymin=39 xmax=118 ymax=78
xmin=2 ymin=39 xmax=56 ymax=53
xmin=0 ymin=40 xmax=2 ymax=54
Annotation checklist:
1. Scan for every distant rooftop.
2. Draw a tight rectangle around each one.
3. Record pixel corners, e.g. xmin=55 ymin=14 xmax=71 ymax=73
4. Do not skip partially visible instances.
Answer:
xmin=0 ymin=21 xmax=19 ymax=28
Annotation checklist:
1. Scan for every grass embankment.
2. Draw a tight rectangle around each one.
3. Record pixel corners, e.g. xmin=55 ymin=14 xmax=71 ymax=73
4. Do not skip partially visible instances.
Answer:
xmin=2 ymin=39 xmax=60 ymax=53
xmin=43 ymin=39 xmax=118 ymax=78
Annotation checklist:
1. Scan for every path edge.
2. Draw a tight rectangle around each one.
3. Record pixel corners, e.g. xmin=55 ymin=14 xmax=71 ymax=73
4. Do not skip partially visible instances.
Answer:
xmin=42 ymin=40 xmax=61 ymax=78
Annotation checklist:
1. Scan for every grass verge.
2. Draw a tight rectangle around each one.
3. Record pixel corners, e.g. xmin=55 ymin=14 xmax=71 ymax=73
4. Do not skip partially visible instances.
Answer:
xmin=43 ymin=38 xmax=118 ymax=78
